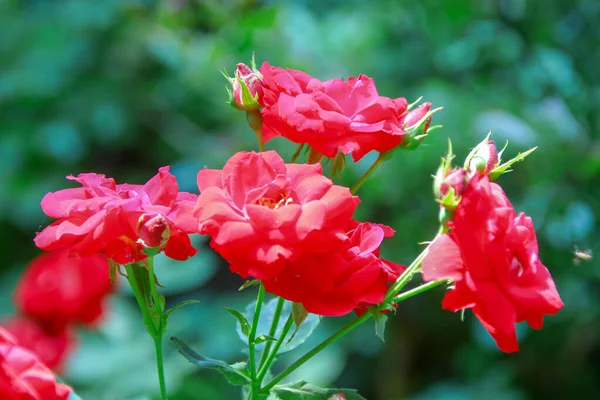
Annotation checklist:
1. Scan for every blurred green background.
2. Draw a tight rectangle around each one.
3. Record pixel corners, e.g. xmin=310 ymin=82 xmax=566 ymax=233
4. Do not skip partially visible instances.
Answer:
xmin=1 ymin=0 xmax=599 ymax=399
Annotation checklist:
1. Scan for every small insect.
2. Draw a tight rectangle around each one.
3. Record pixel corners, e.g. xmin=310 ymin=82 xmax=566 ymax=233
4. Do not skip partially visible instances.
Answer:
xmin=573 ymin=246 xmax=593 ymax=265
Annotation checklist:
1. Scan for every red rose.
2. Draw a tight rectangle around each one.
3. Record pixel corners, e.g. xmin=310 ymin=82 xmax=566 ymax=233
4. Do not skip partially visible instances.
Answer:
xmin=34 ymin=167 xmax=198 ymax=264
xmin=1 ymin=317 xmax=74 ymax=373
xmin=194 ymin=151 xmax=359 ymax=280
xmin=260 ymin=62 xmax=409 ymax=161
xmin=14 ymin=247 xmax=112 ymax=331
xmin=262 ymin=222 xmax=405 ymax=316
xmin=421 ymin=175 xmax=563 ymax=352
xmin=0 ymin=327 xmax=72 ymax=400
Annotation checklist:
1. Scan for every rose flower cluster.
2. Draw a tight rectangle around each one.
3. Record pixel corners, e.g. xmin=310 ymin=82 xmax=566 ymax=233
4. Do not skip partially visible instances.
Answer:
xmin=8 ymin=58 xmax=563 ymax=400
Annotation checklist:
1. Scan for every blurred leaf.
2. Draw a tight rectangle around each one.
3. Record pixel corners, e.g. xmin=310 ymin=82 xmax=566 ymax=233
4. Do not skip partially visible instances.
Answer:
xmin=171 ymin=337 xmax=251 ymax=386
xmin=272 ymin=380 xmax=366 ymax=400
xmin=237 ymin=298 xmax=320 ymax=355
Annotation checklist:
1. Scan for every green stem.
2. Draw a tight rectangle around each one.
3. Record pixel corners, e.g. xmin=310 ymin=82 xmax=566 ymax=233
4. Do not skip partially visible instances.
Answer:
xmin=123 ymin=263 xmax=156 ymax=336
xmin=249 ymin=285 xmax=266 ymax=395
xmin=261 ymin=312 xmax=372 ymax=392
xmin=146 ymin=256 xmax=162 ymax=314
xmin=257 ymin=314 xmax=294 ymax=382
xmin=153 ymin=335 xmax=167 ymax=400
xmin=393 ymin=280 xmax=445 ymax=303
xmin=290 ymin=144 xmax=304 ymax=163
xmin=146 ymin=257 xmax=167 ymax=400
xmin=384 ymin=235 xmax=439 ymax=303
xmin=259 ymin=297 xmax=285 ymax=371
xmin=350 ymin=153 xmax=386 ymax=194
xmin=247 ymin=110 xmax=264 ymax=152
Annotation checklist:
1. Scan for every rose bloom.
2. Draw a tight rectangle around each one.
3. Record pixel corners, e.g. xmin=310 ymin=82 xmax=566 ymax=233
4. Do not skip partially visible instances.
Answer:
xmin=194 ymin=151 xmax=359 ymax=281
xmin=263 ymin=222 xmax=405 ymax=316
xmin=14 ymin=247 xmax=112 ymax=331
xmin=1 ymin=317 xmax=74 ymax=373
xmin=0 ymin=327 xmax=72 ymax=400
xmin=259 ymin=62 xmax=409 ymax=161
xmin=34 ymin=167 xmax=198 ymax=264
xmin=421 ymin=175 xmax=564 ymax=352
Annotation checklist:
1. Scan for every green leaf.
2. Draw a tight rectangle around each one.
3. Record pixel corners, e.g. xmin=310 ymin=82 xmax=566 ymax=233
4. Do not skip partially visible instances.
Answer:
xmin=272 ymin=380 xmax=366 ymax=400
xmin=285 ymin=302 xmax=310 ymax=345
xmin=255 ymin=334 xmax=277 ymax=344
xmin=171 ymin=337 xmax=251 ymax=386
xmin=226 ymin=307 xmax=251 ymax=337
xmin=292 ymin=302 xmax=309 ymax=328
xmin=164 ymin=300 xmax=200 ymax=321
xmin=372 ymin=311 xmax=388 ymax=342
xmin=236 ymin=299 xmax=320 ymax=354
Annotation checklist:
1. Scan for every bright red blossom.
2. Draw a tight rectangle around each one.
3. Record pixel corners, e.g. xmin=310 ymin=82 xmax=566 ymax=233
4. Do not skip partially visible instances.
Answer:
xmin=0 ymin=327 xmax=71 ymax=400
xmin=1 ymin=317 xmax=74 ymax=373
xmin=262 ymin=222 xmax=405 ymax=316
xmin=194 ymin=150 xmax=359 ymax=281
xmin=422 ymin=175 xmax=563 ymax=352
xmin=259 ymin=62 xmax=409 ymax=161
xmin=14 ymin=247 xmax=112 ymax=331
xmin=34 ymin=167 xmax=198 ymax=264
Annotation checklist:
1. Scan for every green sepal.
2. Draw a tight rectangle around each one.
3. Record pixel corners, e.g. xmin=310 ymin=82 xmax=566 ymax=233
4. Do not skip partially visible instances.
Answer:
xmin=171 ymin=337 xmax=252 ymax=386
xmin=436 ymin=186 xmax=461 ymax=211
xmin=108 ymin=260 xmax=119 ymax=285
xmin=272 ymin=380 xmax=366 ymax=400
xmin=234 ymin=75 xmax=261 ymax=111
xmin=239 ymin=279 xmax=260 ymax=291
xmin=406 ymin=96 xmax=423 ymax=110
xmin=226 ymin=307 xmax=251 ymax=337
xmin=488 ymin=146 xmax=537 ymax=181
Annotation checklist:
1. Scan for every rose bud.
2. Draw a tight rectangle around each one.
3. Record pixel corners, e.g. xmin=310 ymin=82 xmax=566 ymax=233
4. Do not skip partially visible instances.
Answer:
xmin=464 ymin=136 xmax=499 ymax=176
xmin=398 ymin=102 xmax=441 ymax=150
xmin=437 ymin=168 xmax=467 ymax=200
xmin=137 ymin=214 xmax=170 ymax=251
xmin=227 ymin=63 xmax=263 ymax=111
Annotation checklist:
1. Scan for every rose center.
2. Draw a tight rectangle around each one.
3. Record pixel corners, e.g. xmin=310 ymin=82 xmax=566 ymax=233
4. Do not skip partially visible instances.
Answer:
xmin=257 ymin=191 xmax=292 ymax=210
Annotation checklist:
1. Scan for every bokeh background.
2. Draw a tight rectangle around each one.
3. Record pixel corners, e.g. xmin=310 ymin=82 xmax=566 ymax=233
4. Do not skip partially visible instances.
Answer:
xmin=1 ymin=0 xmax=599 ymax=399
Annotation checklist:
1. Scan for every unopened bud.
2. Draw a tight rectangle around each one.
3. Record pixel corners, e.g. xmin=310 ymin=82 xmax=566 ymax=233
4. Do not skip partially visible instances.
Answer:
xmin=137 ymin=214 xmax=170 ymax=250
xmin=437 ymin=168 xmax=467 ymax=200
xmin=228 ymin=63 xmax=263 ymax=111
xmin=464 ymin=136 xmax=499 ymax=176
xmin=398 ymin=102 xmax=441 ymax=151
